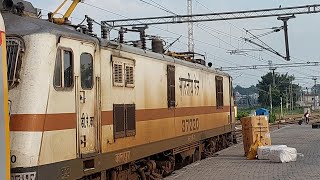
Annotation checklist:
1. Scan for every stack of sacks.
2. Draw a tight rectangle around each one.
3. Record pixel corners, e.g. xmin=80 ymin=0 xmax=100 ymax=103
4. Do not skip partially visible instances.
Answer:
xmin=257 ymin=145 xmax=287 ymax=160
xmin=257 ymin=145 xmax=303 ymax=163
xmin=269 ymin=147 xmax=300 ymax=163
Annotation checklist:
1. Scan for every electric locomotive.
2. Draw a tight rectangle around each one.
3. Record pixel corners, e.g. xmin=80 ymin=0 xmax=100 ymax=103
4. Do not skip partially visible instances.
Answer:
xmin=4 ymin=1 xmax=236 ymax=179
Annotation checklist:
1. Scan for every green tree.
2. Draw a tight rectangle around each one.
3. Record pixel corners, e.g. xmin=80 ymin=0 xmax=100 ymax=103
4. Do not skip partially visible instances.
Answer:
xmin=311 ymin=84 xmax=320 ymax=95
xmin=256 ymin=72 xmax=300 ymax=107
xmin=234 ymin=85 xmax=258 ymax=95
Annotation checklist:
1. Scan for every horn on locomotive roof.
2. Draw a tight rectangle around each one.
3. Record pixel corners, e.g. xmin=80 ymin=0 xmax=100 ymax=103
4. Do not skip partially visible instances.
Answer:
xmin=2 ymin=0 xmax=38 ymax=17
xmin=48 ymin=0 xmax=83 ymax=25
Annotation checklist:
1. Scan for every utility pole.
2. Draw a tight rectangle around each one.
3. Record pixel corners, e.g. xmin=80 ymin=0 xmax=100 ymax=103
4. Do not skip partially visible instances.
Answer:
xmin=301 ymin=89 xmax=304 ymax=104
xmin=306 ymin=87 xmax=309 ymax=104
xmin=290 ymin=82 xmax=293 ymax=112
xmin=187 ymin=0 xmax=194 ymax=52
xmin=290 ymin=81 xmax=294 ymax=114
xmin=269 ymin=84 xmax=273 ymax=114
xmin=277 ymin=15 xmax=295 ymax=61
xmin=280 ymin=97 xmax=283 ymax=118
xmin=268 ymin=60 xmax=276 ymax=86
xmin=285 ymin=88 xmax=288 ymax=111
xmin=312 ymin=77 xmax=317 ymax=110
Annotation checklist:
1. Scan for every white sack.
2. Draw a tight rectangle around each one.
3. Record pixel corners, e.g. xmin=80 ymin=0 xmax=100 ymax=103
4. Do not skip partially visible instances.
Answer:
xmin=269 ymin=147 xmax=297 ymax=163
xmin=257 ymin=145 xmax=287 ymax=160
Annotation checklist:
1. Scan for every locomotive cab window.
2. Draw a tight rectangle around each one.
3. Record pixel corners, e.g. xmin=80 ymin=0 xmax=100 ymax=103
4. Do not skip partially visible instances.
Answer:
xmin=53 ymin=48 xmax=73 ymax=89
xmin=80 ymin=53 xmax=93 ymax=89
xmin=216 ymin=76 xmax=224 ymax=109
xmin=6 ymin=36 xmax=24 ymax=89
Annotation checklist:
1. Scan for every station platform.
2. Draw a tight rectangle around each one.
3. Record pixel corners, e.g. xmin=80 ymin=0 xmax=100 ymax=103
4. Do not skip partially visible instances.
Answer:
xmin=165 ymin=124 xmax=320 ymax=180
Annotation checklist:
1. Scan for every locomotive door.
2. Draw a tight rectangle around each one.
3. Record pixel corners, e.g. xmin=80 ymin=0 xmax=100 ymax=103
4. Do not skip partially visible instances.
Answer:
xmin=77 ymin=44 xmax=98 ymax=157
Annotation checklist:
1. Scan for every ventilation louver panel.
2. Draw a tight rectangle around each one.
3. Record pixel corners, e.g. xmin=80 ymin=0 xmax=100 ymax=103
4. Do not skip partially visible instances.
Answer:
xmin=125 ymin=65 xmax=135 ymax=87
xmin=113 ymin=104 xmax=125 ymax=138
xmin=125 ymin=104 xmax=136 ymax=136
xmin=113 ymin=62 xmax=124 ymax=87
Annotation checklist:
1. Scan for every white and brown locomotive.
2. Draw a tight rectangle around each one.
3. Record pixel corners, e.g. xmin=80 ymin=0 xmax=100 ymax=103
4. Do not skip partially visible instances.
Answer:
xmin=4 ymin=1 xmax=236 ymax=179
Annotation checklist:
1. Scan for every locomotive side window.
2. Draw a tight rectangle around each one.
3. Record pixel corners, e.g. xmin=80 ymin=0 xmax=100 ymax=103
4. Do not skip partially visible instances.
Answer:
xmin=167 ymin=65 xmax=176 ymax=108
xmin=64 ymin=51 xmax=73 ymax=87
xmin=125 ymin=64 xmax=135 ymax=88
xmin=6 ymin=37 xmax=24 ymax=89
xmin=113 ymin=61 xmax=124 ymax=87
xmin=216 ymin=76 xmax=224 ymax=108
xmin=80 ymin=53 xmax=93 ymax=89
xmin=54 ymin=53 xmax=62 ymax=87
xmin=53 ymin=48 xmax=73 ymax=89
xmin=112 ymin=57 xmax=135 ymax=87
xmin=113 ymin=104 xmax=136 ymax=139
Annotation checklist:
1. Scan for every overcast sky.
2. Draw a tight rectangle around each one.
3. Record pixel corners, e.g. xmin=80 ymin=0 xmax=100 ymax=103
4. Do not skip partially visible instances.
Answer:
xmin=28 ymin=0 xmax=320 ymax=88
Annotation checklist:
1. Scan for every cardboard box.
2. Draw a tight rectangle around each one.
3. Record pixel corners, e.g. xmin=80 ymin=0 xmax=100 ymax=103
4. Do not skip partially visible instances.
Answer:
xmin=241 ymin=116 xmax=269 ymax=128
xmin=241 ymin=121 xmax=271 ymax=155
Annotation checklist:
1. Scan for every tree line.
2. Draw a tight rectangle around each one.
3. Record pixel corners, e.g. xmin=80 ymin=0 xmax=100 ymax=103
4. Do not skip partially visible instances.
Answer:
xmin=234 ymin=72 xmax=303 ymax=107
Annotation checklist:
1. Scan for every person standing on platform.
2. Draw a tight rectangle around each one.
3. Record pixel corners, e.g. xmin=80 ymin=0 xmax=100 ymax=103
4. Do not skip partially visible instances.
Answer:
xmin=304 ymin=111 xmax=310 ymax=124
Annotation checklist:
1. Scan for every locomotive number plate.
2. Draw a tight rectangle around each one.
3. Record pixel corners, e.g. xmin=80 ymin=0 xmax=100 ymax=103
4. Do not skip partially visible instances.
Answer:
xmin=115 ymin=151 xmax=131 ymax=164
xmin=182 ymin=118 xmax=200 ymax=133
xmin=11 ymin=172 xmax=36 ymax=180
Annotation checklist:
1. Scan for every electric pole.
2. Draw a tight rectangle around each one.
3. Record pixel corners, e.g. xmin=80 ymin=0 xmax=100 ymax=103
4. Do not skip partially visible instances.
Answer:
xmin=312 ymin=77 xmax=317 ymax=110
xmin=268 ymin=61 xmax=276 ymax=86
xmin=269 ymin=84 xmax=273 ymax=114
xmin=187 ymin=0 xmax=194 ymax=52
xmin=290 ymin=81 xmax=293 ymax=114
xmin=290 ymin=81 xmax=294 ymax=114
xmin=280 ymin=97 xmax=283 ymax=118
xmin=285 ymin=88 xmax=288 ymax=111
xmin=277 ymin=15 xmax=295 ymax=61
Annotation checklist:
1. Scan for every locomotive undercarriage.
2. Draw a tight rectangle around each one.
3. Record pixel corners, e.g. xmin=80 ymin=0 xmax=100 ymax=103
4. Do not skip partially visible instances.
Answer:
xmin=79 ymin=132 xmax=235 ymax=180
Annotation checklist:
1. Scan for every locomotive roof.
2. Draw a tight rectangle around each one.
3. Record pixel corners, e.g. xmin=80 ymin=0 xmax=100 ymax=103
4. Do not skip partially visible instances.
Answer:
xmin=2 ymin=12 xmax=98 ymax=43
xmin=3 ymin=12 xmax=230 ymax=77
xmin=103 ymin=41 xmax=230 ymax=77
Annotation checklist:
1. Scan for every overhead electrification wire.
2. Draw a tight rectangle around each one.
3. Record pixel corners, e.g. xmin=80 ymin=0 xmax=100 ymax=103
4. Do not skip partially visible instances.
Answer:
xmin=135 ymin=0 xmax=269 ymax=64
xmin=171 ymin=40 xmax=270 ymax=80
xmin=138 ymin=0 xmax=175 ymax=14
xmin=83 ymin=2 xmax=128 ymax=18
xmin=134 ymin=0 xmax=270 ymax=76
xmin=83 ymin=2 xmax=232 ymax=53
xmin=194 ymin=0 xmax=319 ymax=79
xmin=85 ymin=1 xmax=243 ymax=67
xmin=82 ymin=1 xmax=309 ymax=81
xmin=191 ymin=12 xmax=316 ymax=86
xmin=83 ymin=2 xmax=238 ymax=60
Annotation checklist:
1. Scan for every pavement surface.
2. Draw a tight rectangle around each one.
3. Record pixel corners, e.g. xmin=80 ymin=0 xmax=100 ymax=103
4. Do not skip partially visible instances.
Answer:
xmin=165 ymin=124 xmax=320 ymax=180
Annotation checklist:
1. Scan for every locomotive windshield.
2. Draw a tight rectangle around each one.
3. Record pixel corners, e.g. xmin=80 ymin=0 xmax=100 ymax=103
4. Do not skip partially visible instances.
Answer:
xmin=6 ymin=37 xmax=24 ymax=89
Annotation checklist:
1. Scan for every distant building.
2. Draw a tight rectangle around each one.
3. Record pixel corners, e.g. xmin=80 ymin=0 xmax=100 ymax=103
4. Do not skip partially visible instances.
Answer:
xmin=296 ymin=94 xmax=319 ymax=110
xmin=234 ymin=91 xmax=259 ymax=107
